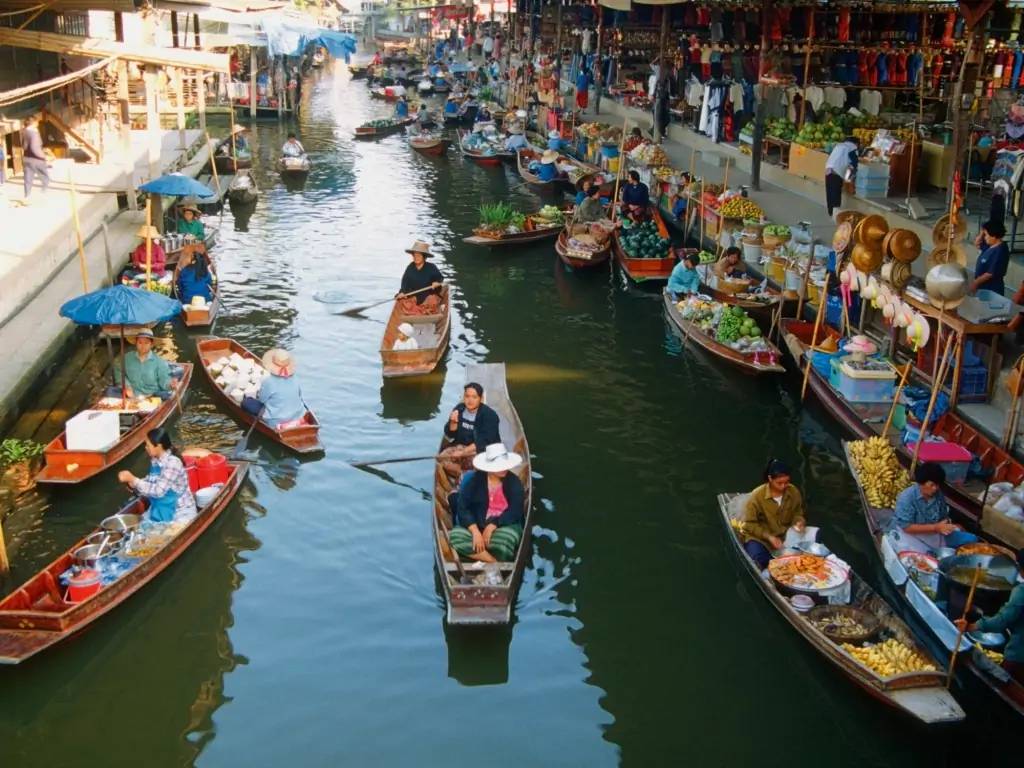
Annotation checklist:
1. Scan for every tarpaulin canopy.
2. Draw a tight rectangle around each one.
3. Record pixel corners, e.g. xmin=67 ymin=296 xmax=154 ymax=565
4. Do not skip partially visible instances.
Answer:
xmin=60 ymin=285 xmax=182 ymax=326
xmin=261 ymin=15 xmax=357 ymax=61
xmin=140 ymin=173 xmax=217 ymax=199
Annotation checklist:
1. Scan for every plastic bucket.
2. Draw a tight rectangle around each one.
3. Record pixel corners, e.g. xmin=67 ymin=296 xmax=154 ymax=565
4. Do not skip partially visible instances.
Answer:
xmin=196 ymin=453 xmax=229 ymax=488
xmin=67 ymin=569 xmax=101 ymax=602
xmin=785 ymin=268 xmax=806 ymax=297
xmin=767 ymin=257 xmax=786 ymax=284
xmin=742 ymin=241 xmax=762 ymax=263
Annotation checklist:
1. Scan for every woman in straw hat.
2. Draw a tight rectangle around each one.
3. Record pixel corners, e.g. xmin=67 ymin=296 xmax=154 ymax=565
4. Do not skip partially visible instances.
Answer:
xmin=176 ymin=202 xmax=205 ymax=239
xmin=449 ymin=442 xmax=525 ymax=563
xmin=397 ymin=241 xmax=444 ymax=315
xmin=112 ymin=328 xmax=172 ymax=399
xmin=177 ymin=249 xmax=213 ymax=306
xmin=535 ymin=149 xmax=559 ymax=183
xmin=131 ymin=225 xmax=166 ymax=274
xmin=254 ymin=349 xmax=306 ymax=428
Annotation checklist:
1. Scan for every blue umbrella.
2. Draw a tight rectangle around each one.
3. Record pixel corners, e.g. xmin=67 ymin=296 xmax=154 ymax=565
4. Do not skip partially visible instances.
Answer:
xmin=60 ymin=285 xmax=182 ymax=326
xmin=139 ymin=173 xmax=216 ymax=199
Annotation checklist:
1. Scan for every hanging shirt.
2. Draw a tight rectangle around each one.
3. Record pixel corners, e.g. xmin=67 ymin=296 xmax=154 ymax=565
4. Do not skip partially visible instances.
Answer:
xmin=581 ymin=29 xmax=593 ymax=54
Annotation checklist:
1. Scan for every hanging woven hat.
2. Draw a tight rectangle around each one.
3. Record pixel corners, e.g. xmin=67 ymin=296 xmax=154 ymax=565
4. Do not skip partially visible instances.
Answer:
xmin=832 ymin=221 xmax=854 ymax=254
xmin=853 ymin=214 xmax=889 ymax=248
xmin=835 ymin=210 xmax=863 ymax=229
xmin=884 ymin=229 xmax=922 ymax=263
xmin=850 ymin=241 xmax=883 ymax=273
xmin=927 ymin=242 xmax=967 ymax=269
xmin=881 ymin=259 xmax=912 ymax=290
xmin=932 ymin=212 xmax=967 ymax=246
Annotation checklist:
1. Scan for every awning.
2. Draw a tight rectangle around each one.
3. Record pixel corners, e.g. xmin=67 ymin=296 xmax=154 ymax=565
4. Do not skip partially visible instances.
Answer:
xmin=260 ymin=15 xmax=357 ymax=60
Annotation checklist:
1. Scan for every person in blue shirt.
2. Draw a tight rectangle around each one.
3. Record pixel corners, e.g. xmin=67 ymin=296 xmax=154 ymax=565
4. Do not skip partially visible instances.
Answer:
xmin=444 ymin=97 xmax=460 ymax=116
xmin=177 ymin=251 xmax=214 ymax=305
xmin=394 ymin=96 xmax=409 ymax=118
xmin=536 ymin=149 xmax=559 ymax=182
xmin=504 ymin=129 xmax=528 ymax=152
xmin=574 ymin=178 xmax=593 ymax=206
xmin=956 ymin=548 xmax=1024 ymax=684
xmin=888 ymin=463 xmax=976 ymax=548
xmin=547 ymin=130 xmax=563 ymax=151
xmin=575 ymin=69 xmax=590 ymax=111
xmin=253 ymin=349 xmax=306 ymax=428
xmin=669 ymin=174 xmax=692 ymax=220
xmin=972 ymin=219 xmax=1010 ymax=296
xmin=667 ymin=252 xmax=701 ymax=300
xmin=620 ymin=170 xmax=650 ymax=222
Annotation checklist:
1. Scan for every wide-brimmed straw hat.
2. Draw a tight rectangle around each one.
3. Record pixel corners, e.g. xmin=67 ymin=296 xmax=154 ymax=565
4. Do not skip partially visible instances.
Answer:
xmin=541 ymin=149 xmax=558 ymax=163
xmin=406 ymin=240 xmax=433 ymax=257
xmin=262 ymin=348 xmax=295 ymax=377
xmin=136 ymin=225 xmax=161 ymax=240
xmin=178 ymin=203 xmax=201 ymax=216
xmin=398 ymin=322 xmax=415 ymax=337
xmin=472 ymin=443 xmax=523 ymax=473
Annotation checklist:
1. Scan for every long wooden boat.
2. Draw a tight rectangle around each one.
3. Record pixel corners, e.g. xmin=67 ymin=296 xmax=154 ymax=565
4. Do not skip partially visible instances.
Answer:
xmin=0 ymin=459 xmax=248 ymax=664
xmin=213 ymin=152 xmax=252 ymax=174
xmin=433 ymin=363 xmax=532 ymax=625
xmin=612 ymin=210 xmax=676 ymax=283
xmin=843 ymin=442 xmax=1024 ymax=719
xmin=515 ymin=147 xmax=562 ymax=195
xmin=278 ymin=155 xmax=311 ymax=174
xmin=555 ymin=226 xmax=612 ymax=271
xmin=457 ymin=129 xmax=511 ymax=166
xmin=196 ymin=337 xmax=324 ymax=454
xmin=663 ymin=290 xmax=785 ymax=375
xmin=349 ymin=64 xmax=370 ymax=79
xmin=163 ymin=228 xmax=219 ymax=270
xmin=717 ymin=492 xmax=964 ymax=724
xmin=226 ymin=170 xmax=259 ymax=205
xmin=782 ymin=319 xmax=1024 ymax=536
xmin=379 ymin=286 xmax=451 ymax=378
xmin=463 ymin=211 xmax=565 ymax=248
xmin=369 ymin=87 xmax=399 ymax=102
xmin=172 ymin=252 xmax=220 ymax=329
xmin=354 ymin=117 xmax=415 ymax=139
xmin=233 ymin=104 xmax=295 ymax=121
xmin=35 ymin=364 xmax=194 ymax=485
xmin=409 ymin=135 xmax=451 ymax=156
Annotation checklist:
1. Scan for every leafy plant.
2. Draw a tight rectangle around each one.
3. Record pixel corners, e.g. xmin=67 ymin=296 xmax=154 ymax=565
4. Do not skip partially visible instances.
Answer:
xmin=0 ymin=438 xmax=44 ymax=467
xmin=509 ymin=212 xmax=526 ymax=230
xmin=479 ymin=202 xmax=516 ymax=230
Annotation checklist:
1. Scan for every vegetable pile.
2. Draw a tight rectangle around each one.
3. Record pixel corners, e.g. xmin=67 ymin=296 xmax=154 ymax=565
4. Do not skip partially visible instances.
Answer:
xmin=630 ymin=143 xmax=670 ymax=167
xmin=477 ymin=202 xmax=563 ymax=236
xmin=677 ymin=298 xmax=773 ymax=354
xmin=715 ymin=305 xmax=762 ymax=343
xmin=360 ymin=118 xmax=402 ymax=130
xmin=619 ymin=220 xmax=670 ymax=260
xmin=0 ymin=438 xmax=44 ymax=467
xmin=763 ymin=224 xmax=791 ymax=240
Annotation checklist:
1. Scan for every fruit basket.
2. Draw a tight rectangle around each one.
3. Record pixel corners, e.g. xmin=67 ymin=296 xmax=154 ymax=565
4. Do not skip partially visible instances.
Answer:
xmin=807 ymin=605 xmax=880 ymax=643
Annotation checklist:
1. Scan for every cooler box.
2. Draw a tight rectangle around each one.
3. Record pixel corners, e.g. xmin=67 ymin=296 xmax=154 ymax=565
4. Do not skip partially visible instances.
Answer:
xmin=838 ymin=362 xmax=896 ymax=403
xmin=916 ymin=442 xmax=972 ymax=485
xmin=65 ymin=410 xmax=120 ymax=451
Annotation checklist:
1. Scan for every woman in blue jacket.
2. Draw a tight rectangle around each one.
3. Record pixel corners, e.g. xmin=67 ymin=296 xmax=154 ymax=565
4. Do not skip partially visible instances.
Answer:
xmin=177 ymin=251 xmax=214 ymax=305
xmin=449 ymin=443 xmax=525 ymax=563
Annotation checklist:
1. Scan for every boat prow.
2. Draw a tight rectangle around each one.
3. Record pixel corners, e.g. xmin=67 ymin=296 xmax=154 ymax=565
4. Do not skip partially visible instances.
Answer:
xmin=379 ymin=286 xmax=451 ymax=378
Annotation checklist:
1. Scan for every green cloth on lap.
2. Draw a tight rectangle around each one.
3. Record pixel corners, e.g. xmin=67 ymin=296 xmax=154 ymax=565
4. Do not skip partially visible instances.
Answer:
xmin=449 ymin=523 xmax=522 ymax=562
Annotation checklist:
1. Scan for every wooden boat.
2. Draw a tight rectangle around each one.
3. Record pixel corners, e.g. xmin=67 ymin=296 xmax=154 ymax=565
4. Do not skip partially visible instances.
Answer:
xmin=457 ymin=129 xmax=510 ymax=166
xmin=163 ymin=228 xmax=219 ymax=270
xmin=369 ymin=87 xmax=400 ymax=102
xmin=213 ymin=151 xmax=251 ymax=174
xmin=717 ymin=492 xmax=964 ymax=724
xmin=409 ymin=135 xmax=451 ymax=156
xmin=463 ymin=210 xmax=565 ymax=247
xmin=555 ymin=226 xmax=612 ymax=271
xmin=349 ymin=64 xmax=370 ymax=79
xmin=379 ymin=286 xmax=451 ymax=378
xmin=196 ymin=337 xmax=323 ymax=454
xmin=843 ymin=441 xmax=1024 ymax=719
xmin=696 ymin=264 xmax=785 ymax=319
xmin=782 ymin=319 xmax=1024 ymax=536
xmin=172 ymin=252 xmax=220 ymax=329
xmin=278 ymin=155 xmax=311 ymax=174
xmin=354 ymin=117 xmax=414 ymax=139
xmin=433 ymin=363 xmax=532 ymax=625
xmin=35 ymin=364 xmax=194 ymax=484
xmin=0 ymin=459 xmax=248 ymax=664
xmin=226 ymin=170 xmax=259 ymax=205
xmin=444 ymin=103 xmax=478 ymax=127
xmin=612 ymin=209 xmax=676 ymax=283
xmin=663 ymin=290 xmax=785 ymax=375
xmin=233 ymin=104 xmax=296 ymax=121
xmin=515 ymin=147 xmax=562 ymax=195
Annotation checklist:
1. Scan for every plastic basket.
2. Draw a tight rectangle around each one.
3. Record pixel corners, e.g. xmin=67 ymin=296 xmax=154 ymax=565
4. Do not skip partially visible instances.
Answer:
xmin=957 ymin=365 xmax=988 ymax=402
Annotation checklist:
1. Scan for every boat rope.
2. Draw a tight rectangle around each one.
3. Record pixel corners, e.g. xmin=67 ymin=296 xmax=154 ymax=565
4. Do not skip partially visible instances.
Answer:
xmin=0 ymin=55 xmax=118 ymax=108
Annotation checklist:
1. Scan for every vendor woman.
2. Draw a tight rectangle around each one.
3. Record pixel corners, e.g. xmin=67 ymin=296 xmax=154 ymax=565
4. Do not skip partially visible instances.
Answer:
xmin=177 ymin=203 xmax=205 ymax=238
xmin=113 ymin=328 xmax=172 ymax=399
xmin=439 ymin=381 xmax=502 ymax=475
xmin=117 ymin=428 xmax=197 ymax=523
xmin=131 ymin=225 xmax=166 ymax=274
xmin=449 ymin=443 xmax=525 ymax=563
xmin=956 ymin=548 xmax=1024 ymax=685
xmin=667 ymin=251 xmax=701 ymax=300
xmin=740 ymin=459 xmax=807 ymax=570
xmin=177 ymin=250 xmax=214 ymax=305
xmin=397 ymin=240 xmax=444 ymax=314
xmin=254 ymin=348 xmax=306 ymax=428
xmin=712 ymin=246 xmax=747 ymax=282
xmin=972 ymin=219 xmax=1009 ymax=296
xmin=887 ymin=463 xmax=977 ymax=548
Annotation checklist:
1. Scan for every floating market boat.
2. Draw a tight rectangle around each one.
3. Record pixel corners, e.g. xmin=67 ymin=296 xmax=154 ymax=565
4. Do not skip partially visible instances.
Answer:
xmin=843 ymin=441 xmax=1024 ymax=719
xmin=354 ymin=117 xmax=415 ymax=139
xmin=716 ymin=492 xmax=965 ymax=724
xmin=409 ymin=135 xmax=451 ymax=156
xmin=612 ymin=210 xmax=676 ymax=283
xmin=696 ymin=263 xmax=785 ymax=319
xmin=457 ymin=129 xmax=511 ymax=166
xmin=433 ymin=363 xmax=532 ymax=625
xmin=163 ymin=228 xmax=219 ymax=271
xmin=369 ymin=87 xmax=401 ymax=102
xmin=0 ymin=458 xmax=248 ymax=664
xmin=196 ymin=337 xmax=324 ymax=454
xmin=172 ymin=253 xmax=220 ymax=329
xmin=663 ymin=291 xmax=785 ymax=375
xmin=349 ymin=63 xmax=370 ymax=79
xmin=781 ymin=319 xmax=1024 ymax=536
xmin=226 ymin=170 xmax=259 ymax=205
xmin=515 ymin=147 xmax=563 ymax=195
xmin=463 ymin=207 xmax=565 ymax=247
xmin=35 ymin=365 xmax=194 ymax=485
xmin=555 ymin=226 xmax=613 ymax=271
xmin=379 ymin=286 xmax=451 ymax=378
xmin=278 ymin=155 xmax=311 ymax=175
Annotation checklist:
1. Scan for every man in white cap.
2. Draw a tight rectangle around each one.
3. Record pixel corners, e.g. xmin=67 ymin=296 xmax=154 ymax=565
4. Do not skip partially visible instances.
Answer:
xmin=392 ymin=322 xmax=419 ymax=351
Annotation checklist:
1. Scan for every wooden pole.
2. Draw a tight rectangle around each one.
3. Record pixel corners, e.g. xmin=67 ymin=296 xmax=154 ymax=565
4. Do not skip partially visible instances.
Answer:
xmin=722 ymin=156 xmax=731 ymax=191
xmin=882 ymin=363 xmax=913 ymax=439
xmin=145 ymin=197 xmax=153 ymax=291
xmin=173 ymin=67 xmax=187 ymax=150
xmin=68 ymin=167 xmax=89 ymax=292
xmin=911 ymin=333 xmax=958 ymax=474
xmin=798 ymin=13 xmax=815 ymax=128
xmin=699 ymin=178 xmax=706 ymax=247
xmin=801 ymin=272 xmax=830 ymax=401
xmin=795 ymin=240 xmax=815 ymax=320
xmin=593 ymin=5 xmax=603 ymax=115
xmin=947 ymin=565 xmax=983 ymax=688
xmin=197 ymin=70 xmax=207 ymax=133
xmin=0 ymin=514 xmax=8 ymax=575
xmin=250 ymin=46 xmax=257 ymax=119
xmin=610 ymin=116 xmax=629 ymax=223
xmin=205 ymin=132 xmax=223 ymax=201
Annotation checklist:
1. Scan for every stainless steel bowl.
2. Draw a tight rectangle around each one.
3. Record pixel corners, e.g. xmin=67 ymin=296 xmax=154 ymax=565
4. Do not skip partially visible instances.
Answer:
xmin=86 ymin=530 xmax=124 ymax=551
xmin=72 ymin=542 xmax=119 ymax=569
xmin=796 ymin=541 xmax=831 ymax=557
xmin=101 ymin=513 xmax=141 ymax=535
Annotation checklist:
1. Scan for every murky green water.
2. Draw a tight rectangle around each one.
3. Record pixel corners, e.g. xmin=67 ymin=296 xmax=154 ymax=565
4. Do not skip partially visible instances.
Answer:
xmin=0 ymin=63 xmax=1016 ymax=767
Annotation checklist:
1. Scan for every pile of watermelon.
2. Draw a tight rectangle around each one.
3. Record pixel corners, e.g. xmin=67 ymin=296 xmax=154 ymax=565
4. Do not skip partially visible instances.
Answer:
xmin=620 ymin=220 xmax=670 ymax=260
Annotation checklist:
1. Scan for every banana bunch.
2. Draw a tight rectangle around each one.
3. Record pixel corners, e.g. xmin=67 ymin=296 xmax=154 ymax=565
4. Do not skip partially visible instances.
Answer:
xmin=842 ymin=638 xmax=937 ymax=677
xmin=848 ymin=437 xmax=910 ymax=508
xmin=975 ymin=643 xmax=1004 ymax=664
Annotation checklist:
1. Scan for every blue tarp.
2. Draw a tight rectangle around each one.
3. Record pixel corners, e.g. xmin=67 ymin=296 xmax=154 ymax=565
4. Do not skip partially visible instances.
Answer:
xmin=60 ymin=285 xmax=182 ymax=326
xmin=261 ymin=16 xmax=357 ymax=62
xmin=140 ymin=173 xmax=216 ymax=199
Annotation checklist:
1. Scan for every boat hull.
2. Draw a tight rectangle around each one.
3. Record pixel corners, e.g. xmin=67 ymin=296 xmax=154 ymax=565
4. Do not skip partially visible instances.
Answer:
xmin=379 ymin=286 xmax=451 ymax=378
xmin=555 ymin=227 xmax=611 ymax=270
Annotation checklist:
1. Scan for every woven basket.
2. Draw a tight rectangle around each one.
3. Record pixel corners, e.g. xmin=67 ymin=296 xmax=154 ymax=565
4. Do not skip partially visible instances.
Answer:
xmin=807 ymin=605 xmax=880 ymax=643
xmin=762 ymin=233 xmax=789 ymax=249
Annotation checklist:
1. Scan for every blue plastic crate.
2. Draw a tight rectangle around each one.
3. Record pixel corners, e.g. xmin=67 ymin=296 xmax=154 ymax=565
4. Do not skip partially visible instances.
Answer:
xmin=956 ymin=365 xmax=988 ymax=402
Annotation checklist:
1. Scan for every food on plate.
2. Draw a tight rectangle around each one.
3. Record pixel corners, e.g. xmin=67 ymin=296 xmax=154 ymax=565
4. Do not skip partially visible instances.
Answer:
xmin=848 ymin=437 xmax=911 ymax=508
xmin=811 ymin=613 xmax=871 ymax=638
xmin=768 ymin=554 xmax=841 ymax=590
xmin=898 ymin=551 xmax=938 ymax=573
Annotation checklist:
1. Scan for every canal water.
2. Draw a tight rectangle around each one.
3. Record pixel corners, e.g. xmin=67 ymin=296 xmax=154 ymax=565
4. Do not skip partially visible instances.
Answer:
xmin=0 ymin=64 xmax=1016 ymax=766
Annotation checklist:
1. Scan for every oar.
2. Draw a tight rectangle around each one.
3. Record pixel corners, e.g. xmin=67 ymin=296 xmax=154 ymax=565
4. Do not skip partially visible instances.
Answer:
xmin=439 ymin=518 xmax=469 ymax=583
xmin=948 ymin=565 xmax=983 ymax=688
xmin=334 ymin=284 xmax=436 ymax=318
xmin=232 ymin=405 xmax=264 ymax=460
xmin=350 ymin=454 xmax=443 ymax=468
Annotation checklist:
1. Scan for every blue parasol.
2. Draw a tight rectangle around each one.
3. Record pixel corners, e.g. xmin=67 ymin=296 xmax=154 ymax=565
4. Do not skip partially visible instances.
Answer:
xmin=60 ymin=285 xmax=182 ymax=326
xmin=139 ymin=173 xmax=216 ymax=199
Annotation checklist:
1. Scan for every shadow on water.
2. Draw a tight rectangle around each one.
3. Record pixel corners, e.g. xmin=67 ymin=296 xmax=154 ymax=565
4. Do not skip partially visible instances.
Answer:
xmin=380 ymin=370 xmax=446 ymax=423
xmin=443 ymin=619 xmax=512 ymax=687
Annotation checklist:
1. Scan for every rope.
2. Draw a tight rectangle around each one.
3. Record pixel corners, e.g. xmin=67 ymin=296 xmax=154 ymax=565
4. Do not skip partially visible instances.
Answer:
xmin=0 ymin=55 xmax=118 ymax=108
xmin=0 ymin=4 xmax=44 ymax=17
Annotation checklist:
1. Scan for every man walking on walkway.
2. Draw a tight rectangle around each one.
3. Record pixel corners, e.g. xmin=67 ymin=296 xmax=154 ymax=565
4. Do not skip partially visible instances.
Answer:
xmin=21 ymin=114 xmax=50 ymax=202
xmin=824 ymin=135 xmax=859 ymax=219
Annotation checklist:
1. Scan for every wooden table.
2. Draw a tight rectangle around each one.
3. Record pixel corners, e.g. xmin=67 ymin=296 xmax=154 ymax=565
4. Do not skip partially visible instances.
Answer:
xmin=763 ymin=137 xmax=791 ymax=168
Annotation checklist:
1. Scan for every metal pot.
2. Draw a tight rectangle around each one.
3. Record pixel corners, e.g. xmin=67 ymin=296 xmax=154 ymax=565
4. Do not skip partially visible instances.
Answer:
xmin=938 ymin=553 xmax=1018 ymax=618
xmin=72 ymin=541 xmax=119 ymax=569
xmin=101 ymin=513 xmax=141 ymax=535
xmin=925 ymin=263 xmax=969 ymax=301
xmin=86 ymin=530 xmax=124 ymax=551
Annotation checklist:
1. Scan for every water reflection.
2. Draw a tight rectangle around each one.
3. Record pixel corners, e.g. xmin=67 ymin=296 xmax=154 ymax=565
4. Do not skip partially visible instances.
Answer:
xmin=380 ymin=373 xmax=445 ymax=424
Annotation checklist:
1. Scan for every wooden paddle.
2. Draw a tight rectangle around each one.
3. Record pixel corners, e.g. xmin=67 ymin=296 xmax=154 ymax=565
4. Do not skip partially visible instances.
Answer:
xmin=350 ymin=454 xmax=444 ymax=468
xmin=910 ymin=333 xmax=958 ymax=475
xmin=800 ymin=272 xmax=830 ymax=401
xmin=947 ymin=564 xmax=983 ymax=688
xmin=335 ymin=284 xmax=436 ymax=317
xmin=231 ymin=404 xmax=265 ymax=460
xmin=881 ymin=362 xmax=913 ymax=439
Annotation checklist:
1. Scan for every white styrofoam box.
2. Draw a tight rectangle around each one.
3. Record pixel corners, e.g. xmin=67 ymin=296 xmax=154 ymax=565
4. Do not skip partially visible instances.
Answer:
xmin=66 ymin=410 xmax=120 ymax=451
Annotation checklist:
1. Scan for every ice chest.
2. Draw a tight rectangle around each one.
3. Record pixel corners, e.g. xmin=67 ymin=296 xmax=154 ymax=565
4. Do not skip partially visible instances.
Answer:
xmin=838 ymin=361 xmax=896 ymax=403
xmin=65 ymin=410 xmax=120 ymax=451
xmin=917 ymin=442 xmax=972 ymax=485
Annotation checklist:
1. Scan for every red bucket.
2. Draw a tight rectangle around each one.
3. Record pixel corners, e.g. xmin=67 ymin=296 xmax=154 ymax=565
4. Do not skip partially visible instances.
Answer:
xmin=183 ymin=455 xmax=200 ymax=493
xmin=196 ymin=453 xmax=229 ymax=488
xmin=67 ymin=569 xmax=101 ymax=602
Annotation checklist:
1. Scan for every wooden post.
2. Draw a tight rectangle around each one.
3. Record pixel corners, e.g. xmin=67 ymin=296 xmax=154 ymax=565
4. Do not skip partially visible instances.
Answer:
xmin=116 ymin=59 xmax=137 ymax=210
xmin=143 ymin=67 xmax=160 ymax=181
xmin=101 ymin=220 xmax=114 ymax=285
xmin=194 ymin=11 xmax=201 ymax=49
xmin=800 ymin=273 xmax=830 ymax=401
xmin=197 ymin=70 xmax=207 ymax=133
xmin=278 ymin=57 xmax=284 ymax=120
xmin=609 ymin=116 xmax=630 ymax=224
xmin=145 ymin=197 xmax=153 ymax=290
xmin=798 ymin=13 xmax=814 ymax=128
xmin=205 ymin=131 xmax=223 ymax=201
xmin=883 ymin=363 xmax=913 ymax=439
xmin=250 ymin=47 xmax=257 ymax=119
xmin=67 ymin=166 xmax=89 ymax=292
xmin=593 ymin=6 xmax=603 ymax=115
xmin=911 ymin=333 xmax=959 ymax=474
xmin=173 ymin=68 xmax=186 ymax=150
xmin=554 ymin=1 xmax=562 ymax=79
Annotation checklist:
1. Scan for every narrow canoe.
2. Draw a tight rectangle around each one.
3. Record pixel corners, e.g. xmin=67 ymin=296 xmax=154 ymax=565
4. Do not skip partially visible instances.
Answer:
xmin=410 ymin=136 xmax=451 ymax=156
xmin=843 ymin=441 xmax=1024 ymax=719
xmin=433 ymin=363 xmax=533 ymax=625
xmin=172 ymin=252 xmax=220 ymax=329
xmin=349 ymin=65 xmax=370 ymax=79
xmin=354 ymin=117 xmax=415 ymax=139
xmin=369 ymin=88 xmax=398 ymax=101
xmin=782 ymin=319 xmax=1024 ymax=536
xmin=457 ymin=129 xmax=511 ymax=166
xmin=278 ymin=156 xmax=311 ymax=174
xmin=663 ymin=290 xmax=785 ymax=375
xmin=612 ymin=210 xmax=676 ymax=283
xmin=463 ymin=223 xmax=562 ymax=248
xmin=213 ymin=153 xmax=252 ymax=174
xmin=163 ymin=228 xmax=219 ymax=270
xmin=515 ymin=147 xmax=564 ymax=195
xmin=555 ymin=226 xmax=612 ymax=271
xmin=226 ymin=170 xmax=259 ymax=205
xmin=379 ymin=286 xmax=451 ymax=378
xmin=196 ymin=337 xmax=324 ymax=455
xmin=35 ymin=364 xmax=194 ymax=485
xmin=0 ymin=460 xmax=248 ymax=664
xmin=717 ymin=492 xmax=964 ymax=724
